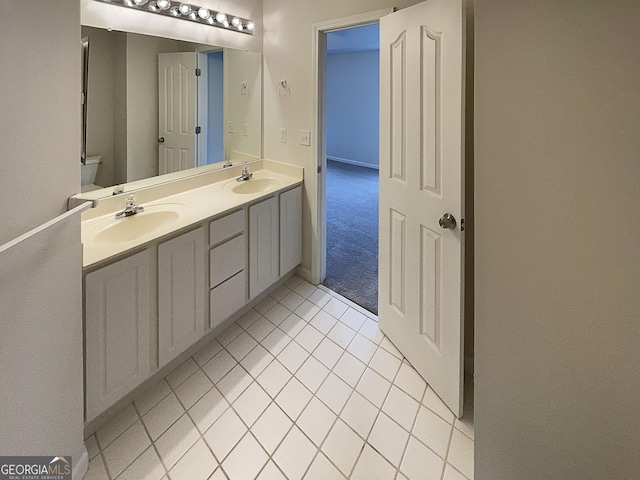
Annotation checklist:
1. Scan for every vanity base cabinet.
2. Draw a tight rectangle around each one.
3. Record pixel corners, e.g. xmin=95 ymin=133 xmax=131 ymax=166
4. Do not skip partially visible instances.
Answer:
xmin=249 ymin=196 xmax=280 ymax=299
xmin=210 ymin=271 xmax=246 ymax=329
xmin=158 ymin=227 xmax=206 ymax=367
xmin=280 ymin=186 xmax=302 ymax=274
xmin=85 ymin=250 xmax=151 ymax=422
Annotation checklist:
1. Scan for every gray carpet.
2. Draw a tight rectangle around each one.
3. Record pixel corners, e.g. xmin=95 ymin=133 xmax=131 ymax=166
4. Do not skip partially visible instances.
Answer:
xmin=323 ymin=160 xmax=379 ymax=314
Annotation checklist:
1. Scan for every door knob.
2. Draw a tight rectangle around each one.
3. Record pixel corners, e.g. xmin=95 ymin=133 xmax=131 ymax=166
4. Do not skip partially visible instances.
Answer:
xmin=158 ymin=137 xmax=165 ymax=143
xmin=439 ymin=213 xmax=457 ymax=230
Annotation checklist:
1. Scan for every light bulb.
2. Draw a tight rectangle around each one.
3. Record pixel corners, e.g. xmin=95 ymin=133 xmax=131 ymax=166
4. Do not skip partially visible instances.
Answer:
xmin=156 ymin=0 xmax=170 ymax=11
xmin=231 ymin=17 xmax=241 ymax=27
xmin=188 ymin=11 xmax=197 ymax=20
xmin=133 ymin=0 xmax=148 ymax=5
xmin=178 ymin=3 xmax=191 ymax=15
xmin=215 ymin=12 xmax=227 ymax=23
xmin=246 ymin=21 xmax=255 ymax=31
xmin=198 ymin=7 xmax=210 ymax=19
xmin=207 ymin=17 xmax=214 ymax=24
xmin=169 ymin=6 xmax=180 ymax=16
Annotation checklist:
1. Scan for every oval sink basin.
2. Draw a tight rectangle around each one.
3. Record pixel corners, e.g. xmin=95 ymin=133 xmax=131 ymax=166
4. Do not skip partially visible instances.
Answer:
xmin=89 ymin=205 xmax=186 ymax=246
xmin=232 ymin=177 xmax=280 ymax=194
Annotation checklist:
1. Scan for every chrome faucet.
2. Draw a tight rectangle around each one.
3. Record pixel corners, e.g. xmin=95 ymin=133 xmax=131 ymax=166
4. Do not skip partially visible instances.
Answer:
xmin=236 ymin=163 xmax=253 ymax=182
xmin=223 ymin=159 xmax=233 ymax=168
xmin=115 ymin=194 xmax=144 ymax=219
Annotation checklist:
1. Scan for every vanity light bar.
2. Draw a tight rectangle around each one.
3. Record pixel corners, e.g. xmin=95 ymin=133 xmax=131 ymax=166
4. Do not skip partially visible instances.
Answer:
xmin=94 ymin=0 xmax=255 ymax=35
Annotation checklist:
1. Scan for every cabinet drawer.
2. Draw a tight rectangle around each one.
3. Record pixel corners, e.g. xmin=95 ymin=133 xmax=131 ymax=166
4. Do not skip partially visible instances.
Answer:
xmin=209 ymin=210 xmax=245 ymax=246
xmin=210 ymin=234 xmax=245 ymax=288
xmin=210 ymin=271 xmax=246 ymax=329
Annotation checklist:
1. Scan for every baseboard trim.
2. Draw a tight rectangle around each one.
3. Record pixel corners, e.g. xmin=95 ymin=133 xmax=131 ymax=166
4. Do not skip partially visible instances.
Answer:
xmin=327 ymin=156 xmax=379 ymax=170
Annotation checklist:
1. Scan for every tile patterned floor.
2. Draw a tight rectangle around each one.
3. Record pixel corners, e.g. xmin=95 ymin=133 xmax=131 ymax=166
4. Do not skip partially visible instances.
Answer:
xmin=84 ymin=276 xmax=474 ymax=480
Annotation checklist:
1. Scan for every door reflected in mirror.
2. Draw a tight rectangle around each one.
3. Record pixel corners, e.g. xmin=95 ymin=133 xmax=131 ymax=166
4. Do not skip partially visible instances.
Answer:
xmin=81 ymin=26 xmax=262 ymax=197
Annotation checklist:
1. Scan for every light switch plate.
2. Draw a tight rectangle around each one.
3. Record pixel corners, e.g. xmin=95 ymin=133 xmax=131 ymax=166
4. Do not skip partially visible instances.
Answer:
xmin=299 ymin=130 xmax=311 ymax=146
xmin=280 ymin=128 xmax=287 ymax=143
xmin=227 ymin=121 xmax=235 ymax=133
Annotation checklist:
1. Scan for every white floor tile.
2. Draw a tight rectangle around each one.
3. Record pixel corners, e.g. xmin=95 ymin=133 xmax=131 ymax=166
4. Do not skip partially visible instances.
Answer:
xmin=240 ymin=344 xmax=274 ymax=377
xmin=382 ymin=385 xmax=420 ymax=432
xmin=246 ymin=316 xmax=277 ymax=342
xmin=273 ymin=426 xmax=317 ymax=480
xmin=134 ymin=379 xmax=172 ymax=416
xmin=236 ymin=308 xmax=262 ymax=329
xmin=295 ymin=300 xmax=321 ymax=321
xmin=294 ymin=280 xmax=317 ymax=298
xmin=332 ymin=352 xmax=366 ymax=387
xmin=203 ymin=408 xmax=247 ymax=462
xmin=209 ymin=468 xmax=228 ymax=480
xmin=348 ymin=334 xmax=378 ymax=364
xmin=304 ymin=452 xmax=346 ymax=480
xmin=455 ymin=402 xmax=475 ymax=440
xmin=296 ymin=355 xmax=330 ymax=393
xmin=322 ymin=419 xmax=364 ymax=477
xmin=368 ymin=412 xmax=409 ymax=467
xmin=255 ymin=296 xmax=277 ymax=315
xmin=400 ymin=436 xmax=445 ymax=480
xmin=275 ymin=377 xmax=313 ymax=420
xmin=358 ymin=318 xmax=384 ymax=345
xmin=394 ymin=362 xmax=428 ymax=402
xmin=256 ymin=461 xmax=287 ymax=480
xmin=84 ymin=456 xmax=109 ymax=480
xmin=380 ymin=336 xmax=403 ymax=359
xmin=193 ymin=339 xmax=223 ymax=367
xmin=284 ymin=275 xmax=303 ymax=289
xmin=369 ymin=347 xmax=402 ymax=382
xmin=297 ymin=396 xmax=337 ymax=447
xmin=339 ymin=392 xmax=379 ymax=440
xmin=423 ymin=387 xmax=455 ymax=424
xmin=260 ymin=328 xmax=291 ymax=357
xmin=232 ymin=381 xmax=271 ymax=427
xmin=310 ymin=310 xmax=338 ymax=334
xmin=355 ymin=368 xmax=391 ymax=408
xmin=350 ymin=444 xmax=396 ymax=480
xmin=444 ymin=463 xmax=471 ymax=480
xmin=116 ymin=445 xmax=165 ymax=480
xmin=256 ymin=359 xmax=292 ymax=398
xmin=447 ymin=429 xmax=474 ymax=479
xmin=251 ymin=403 xmax=293 ymax=454
xmin=264 ymin=303 xmax=291 ymax=326
xmin=154 ymin=414 xmax=199 ymax=469
xmin=102 ymin=421 xmax=150 ymax=478
xmin=279 ymin=313 xmax=307 ymax=339
xmin=323 ymin=297 xmax=349 ymax=319
xmin=226 ymin=331 xmax=258 ymax=361
xmin=307 ymin=288 xmax=333 ymax=308
xmin=202 ymin=349 xmax=237 ymax=384
xmin=317 ymin=373 xmax=352 ymax=414
xmin=174 ymin=369 xmax=213 ymax=409
xmin=413 ymin=405 xmax=454 ymax=458
xmin=295 ymin=324 xmax=325 ymax=353
xmin=188 ymin=387 xmax=229 ymax=434
xmin=216 ymin=365 xmax=252 ymax=403
xmin=312 ymin=338 xmax=344 ymax=369
xmin=277 ymin=340 xmax=309 ymax=373
xmin=166 ymin=358 xmax=199 ymax=389
xmin=85 ymin=434 xmax=99 ymax=460
xmin=222 ymin=433 xmax=269 ymax=480
xmin=280 ymin=290 xmax=306 ymax=311
xmin=340 ymin=308 xmax=367 ymax=331
xmin=327 ymin=322 xmax=357 ymax=349
xmin=169 ymin=439 xmax=216 ymax=480
xmin=96 ymin=404 xmax=138 ymax=449
xmin=142 ymin=392 xmax=185 ymax=441
xmin=269 ymin=285 xmax=292 ymax=302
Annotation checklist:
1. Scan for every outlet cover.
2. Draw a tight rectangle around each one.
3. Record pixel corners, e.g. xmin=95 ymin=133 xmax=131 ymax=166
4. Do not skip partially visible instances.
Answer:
xmin=299 ymin=130 xmax=311 ymax=146
xmin=227 ymin=121 xmax=235 ymax=133
xmin=280 ymin=128 xmax=287 ymax=143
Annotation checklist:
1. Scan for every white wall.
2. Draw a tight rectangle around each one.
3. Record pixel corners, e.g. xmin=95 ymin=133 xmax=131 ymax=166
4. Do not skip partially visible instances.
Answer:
xmin=262 ymin=0 xmax=423 ymax=280
xmin=0 ymin=0 xmax=87 ymax=477
xmin=475 ymin=1 xmax=640 ymax=478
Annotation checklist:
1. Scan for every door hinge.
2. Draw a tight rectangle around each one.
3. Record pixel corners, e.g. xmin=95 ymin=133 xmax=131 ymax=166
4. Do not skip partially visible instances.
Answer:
xmin=195 ymin=68 xmax=201 ymax=77
xmin=317 ymin=165 xmax=322 ymax=174
xmin=461 ymin=218 xmax=465 ymax=232
xmin=195 ymin=126 xmax=201 ymax=135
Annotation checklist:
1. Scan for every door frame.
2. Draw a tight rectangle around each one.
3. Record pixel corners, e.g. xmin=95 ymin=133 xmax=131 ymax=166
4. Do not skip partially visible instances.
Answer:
xmin=311 ymin=8 xmax=394 ymax=285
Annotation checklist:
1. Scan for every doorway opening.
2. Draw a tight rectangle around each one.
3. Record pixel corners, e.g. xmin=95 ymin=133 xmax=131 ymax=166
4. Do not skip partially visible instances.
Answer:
xmin=320 ymin=24 xmax=381 ymax=314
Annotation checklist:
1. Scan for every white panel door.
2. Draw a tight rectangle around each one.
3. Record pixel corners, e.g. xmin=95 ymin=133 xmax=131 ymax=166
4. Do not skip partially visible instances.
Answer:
xmin=85 ymin=250 xmax=151 ymax=421
xmin=158 ymin=52 xmax=197 ymax=175
xmin=158 ymin=227 xmax=205 ymax=367
xmin=379 ymin=0 xmax=465 ymax=417
xmin=249 ymin=197 xmax=279 ymax=299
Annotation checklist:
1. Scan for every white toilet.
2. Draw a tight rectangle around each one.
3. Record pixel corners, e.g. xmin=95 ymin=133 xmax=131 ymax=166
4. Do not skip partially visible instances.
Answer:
xmin=81 ymin=155 xmax=103 ymax=192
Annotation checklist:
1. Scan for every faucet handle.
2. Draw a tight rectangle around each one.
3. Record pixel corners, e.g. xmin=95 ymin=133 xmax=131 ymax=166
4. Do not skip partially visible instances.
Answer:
xmin=126 ymin=194 xmax=136 ymax=207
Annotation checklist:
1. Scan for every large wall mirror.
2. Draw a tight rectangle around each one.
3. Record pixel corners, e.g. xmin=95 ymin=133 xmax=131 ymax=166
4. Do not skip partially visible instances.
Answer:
xmin=80 ymin=26 xmax=262 ymax=198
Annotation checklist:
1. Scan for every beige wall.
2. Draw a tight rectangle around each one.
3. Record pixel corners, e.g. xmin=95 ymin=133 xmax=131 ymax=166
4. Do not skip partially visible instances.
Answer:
xmin=0 ymin=0 xmax=87 ymax=476
xmin=475 ymin=1 xmax=640 ymax=478
xmin=262 ymin=0 xmax=422 ymax=280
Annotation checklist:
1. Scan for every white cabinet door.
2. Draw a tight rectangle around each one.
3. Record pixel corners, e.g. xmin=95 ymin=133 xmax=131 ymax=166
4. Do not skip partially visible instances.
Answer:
xmin=280 ymin=186 xmax=302 ymax=275
xmin=249 ymin=197 xmax=279 ymax=299
xmin=158 ymin=227 xmax=205 ymax=367
xmin=85 ymin=250 xmax=151 ymax=422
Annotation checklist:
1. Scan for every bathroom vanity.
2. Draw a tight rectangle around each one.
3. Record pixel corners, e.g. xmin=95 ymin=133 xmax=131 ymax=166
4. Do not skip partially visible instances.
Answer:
xmin=74 ymin=160 xmax=303 ymax=424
